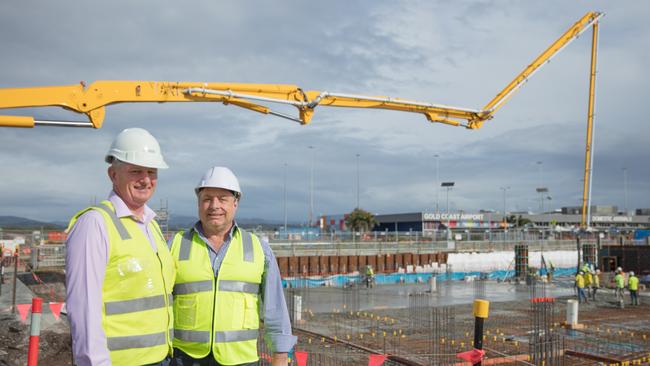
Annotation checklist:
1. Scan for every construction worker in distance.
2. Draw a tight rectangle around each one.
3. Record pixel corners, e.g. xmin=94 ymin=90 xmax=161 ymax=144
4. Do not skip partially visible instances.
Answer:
xmin=591 ymin=269 xmax=600 ymax=301
xmin=65 ymin=128 xmax=175 ymax=365
xmin=614 ymin=268 xmax=625 ymax=300
xmin=628 ymin=271 xmax=639 ymax=306
xmin=575 ymin=271 xmax=588 ymax=303
xmin=583 ymin=266 xmax=593 ymax=299
xmin=169 ymin=166 xmax=296 ymax=366
xmin=365 ymin=265 xmax=375 ymax=288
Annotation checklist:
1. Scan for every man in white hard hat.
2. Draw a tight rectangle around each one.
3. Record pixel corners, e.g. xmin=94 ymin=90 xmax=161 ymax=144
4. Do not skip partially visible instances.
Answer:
xmin=169 ymin=166 xmax=296 ymax=366
xmin=65 ymin=128 xmax=175 ymax=366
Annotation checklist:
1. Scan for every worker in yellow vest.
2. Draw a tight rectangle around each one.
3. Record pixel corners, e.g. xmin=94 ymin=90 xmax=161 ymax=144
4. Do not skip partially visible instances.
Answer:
xmin=170 ymin=166 xmax=296 ymax=366
xmin=66 ymin=128 xmax=175 ymax=365
xmin=614 ymin=268 xmax=625 ymax=300
xmin=628 ymin=271 xmax=639 ymax=306
xmin=584 ymin=268 xmax=593 ymax=299
xmin=575 ymin=271 xmax=588 ymax=303
xmin=591 ymin=269 xmax=600 ymax=301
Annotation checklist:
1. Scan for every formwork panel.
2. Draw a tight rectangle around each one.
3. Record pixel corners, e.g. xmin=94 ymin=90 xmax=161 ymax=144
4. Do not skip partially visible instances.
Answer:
xmin=395 ymin=253 xmax=403 ymax=270
xmin=367 ymin=255 xmax=377 ymax=269
xmin=309 ymin=256 xmax=320 ymax=275
xmin=439 ymin=252 xmax=448 ymax=264
xmin=310 ymin=255 xmax=329 ymax=274
xmin=376 ymin=254 xmax=385 ymax=273
xmin=328 ymin=255 xmax=339 ymax=274
xmin=338 ymin=255 xmax=348 ymax=274
xmin=299 ymin=256 xmax=310 ymax=275
xmin=600 ymin=245 xmax=650 ymax=275
xmin=277 ymin=257 xmax=289 ymax=277
xmin=288 ymin=256 xmax=299 ymax=276
xmin=413 ymin=253 xmax=420 ymax=266
xmin=385 ymin=254 xmax=395 ymax=272
xmin=419 ymin=253 xmax=430 ymax=266
xmin=358 ymin=255 xmax=367 ymax=269
xmin=403 ymin=253 xmax=413 ymax=267
xmin=349 ymin=255 xmax=358 ymax=273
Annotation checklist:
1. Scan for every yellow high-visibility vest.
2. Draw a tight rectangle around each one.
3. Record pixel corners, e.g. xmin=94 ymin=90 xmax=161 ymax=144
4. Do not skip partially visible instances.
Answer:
xmin=68 ymin=201 xmax=175 ymax=365
xmin=629 ymin=276 xmax=639 ymax=291
xmin=170 ymin=227 xmax=264 ymax=365
xmin=575 ymin=274 xmax=585 ymax=289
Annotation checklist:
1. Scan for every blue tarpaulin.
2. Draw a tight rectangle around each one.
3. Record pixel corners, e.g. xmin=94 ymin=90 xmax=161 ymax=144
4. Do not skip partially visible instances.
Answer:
xmin=282 ymin=267 xmax=577 ymax=288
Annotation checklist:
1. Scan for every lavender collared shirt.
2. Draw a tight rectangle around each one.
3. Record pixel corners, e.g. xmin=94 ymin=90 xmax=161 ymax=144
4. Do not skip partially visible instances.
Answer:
xmin=181 ymin=221 xmax=297 ymax=354
xmin=65 ymin=192 xmax=160 ymax=366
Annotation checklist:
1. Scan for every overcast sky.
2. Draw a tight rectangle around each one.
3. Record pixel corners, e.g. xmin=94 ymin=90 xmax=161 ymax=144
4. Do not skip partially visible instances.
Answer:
xmin=1 ymin=1 xmax=649 ymax=224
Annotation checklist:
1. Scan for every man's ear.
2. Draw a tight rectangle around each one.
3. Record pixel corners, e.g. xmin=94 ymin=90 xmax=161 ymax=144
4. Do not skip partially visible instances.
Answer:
xmin=107 ymin=166 xmax=116 ymax=184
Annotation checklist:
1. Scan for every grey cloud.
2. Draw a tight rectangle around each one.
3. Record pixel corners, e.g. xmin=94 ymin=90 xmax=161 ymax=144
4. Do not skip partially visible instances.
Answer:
xmin=1 ymin=1 xmax=649 ymax=224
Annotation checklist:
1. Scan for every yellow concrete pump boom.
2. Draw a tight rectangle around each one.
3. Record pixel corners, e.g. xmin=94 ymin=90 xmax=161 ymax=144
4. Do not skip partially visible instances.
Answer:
xmin=0 ymin=12 xmax=602 ymax=227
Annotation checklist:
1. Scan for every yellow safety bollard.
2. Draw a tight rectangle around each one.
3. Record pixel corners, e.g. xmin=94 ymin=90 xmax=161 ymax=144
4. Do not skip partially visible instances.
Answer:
xmin=473 ymin=299 xmax=490 ymax=366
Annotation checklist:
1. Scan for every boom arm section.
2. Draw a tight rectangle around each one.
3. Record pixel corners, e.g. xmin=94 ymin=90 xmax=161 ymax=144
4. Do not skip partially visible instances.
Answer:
xmin=0 ymin=81 xmax=483 ymax=129
xmin=473 ymin=11 xmax=604 ymax=129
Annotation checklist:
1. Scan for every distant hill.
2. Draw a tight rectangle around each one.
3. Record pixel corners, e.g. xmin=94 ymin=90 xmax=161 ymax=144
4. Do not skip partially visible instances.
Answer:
xmin=0 ymin=215 xmax=295 ymax=231
xmin=168 ymin=214 xmax=288 ymax=230
xmin=0 ymin=216 xmax=64 ymax=229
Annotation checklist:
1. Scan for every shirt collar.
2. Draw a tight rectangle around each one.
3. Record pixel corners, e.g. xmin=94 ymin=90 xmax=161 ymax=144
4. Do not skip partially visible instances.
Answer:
xmin=108 ymin=191 xmax=156 ymax=224
xmin=194 ymin=220 xmax=239 ymax=241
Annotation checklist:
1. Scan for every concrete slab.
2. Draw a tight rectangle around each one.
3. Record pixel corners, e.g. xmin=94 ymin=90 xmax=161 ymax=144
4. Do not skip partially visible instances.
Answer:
xmin=293 ymin=280 xmax=576 ymax=314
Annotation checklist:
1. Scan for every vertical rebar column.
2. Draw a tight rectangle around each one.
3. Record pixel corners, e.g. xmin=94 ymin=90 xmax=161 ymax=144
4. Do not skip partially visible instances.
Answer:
xmin=582 ymin=243 xmax=597 ymax=269
xmin=473 ymin=276 xmax=486 ymax=299
xmin=514 ymin=244 xmax=529 ymax=280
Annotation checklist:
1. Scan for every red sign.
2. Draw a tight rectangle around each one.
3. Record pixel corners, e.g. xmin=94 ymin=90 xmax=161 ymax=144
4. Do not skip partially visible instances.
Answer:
xmin=47 ymin=232 xmax=67 ymax=242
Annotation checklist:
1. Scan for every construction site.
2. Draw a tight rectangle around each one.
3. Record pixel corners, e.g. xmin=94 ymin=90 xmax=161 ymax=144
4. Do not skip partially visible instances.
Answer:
xmin=1 ymin=232 xmax=649 ymax=365
xmin=2 ymin=4 xmax=650 ymax=366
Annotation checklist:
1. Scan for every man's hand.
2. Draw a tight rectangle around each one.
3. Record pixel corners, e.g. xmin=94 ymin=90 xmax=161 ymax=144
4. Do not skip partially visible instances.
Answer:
xmin=271 ymin=352 xmax=288 ymax=366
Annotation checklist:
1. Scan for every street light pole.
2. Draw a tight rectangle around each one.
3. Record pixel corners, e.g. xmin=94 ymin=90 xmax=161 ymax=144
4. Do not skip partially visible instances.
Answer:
xmin=356 ymin=153 xmax=360 ymax=209
xmin=536 ymin=161 xmax=543 ymax=212
xmin=434 ymin=154 xmax=440 ymax=213
xmin=441 ymin=182 xmax=455 ymax=241
xmin=283 ymin=163 xmax=288 ymax=235
xmin=308 ymin=146 xmax=314 ymax=227
xmin=623 ymin=167 xmax=628 ymax=214
xmin=500 ymin=186 xmax=510 ymax=224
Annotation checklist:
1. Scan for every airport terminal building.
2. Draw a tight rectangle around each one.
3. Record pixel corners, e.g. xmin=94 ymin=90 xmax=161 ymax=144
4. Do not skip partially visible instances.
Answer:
xmin=322 ymin=206 xmax=650 ymax=234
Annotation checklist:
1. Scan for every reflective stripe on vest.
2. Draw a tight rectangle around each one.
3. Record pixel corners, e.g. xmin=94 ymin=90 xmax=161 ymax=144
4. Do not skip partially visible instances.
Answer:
xmin=241 ymin=229 xmax=254 ymax=262
xmin=175 ymin=329 xmax=211 ymax=343
xmin=174 ymin=280 xmax=213 ymax=295
xmin=219 ymin=280 xmax=258 ymax=294
xmin=96 ymin=203 xmax=131 ymax=240
xmin=214 ymin=329 xmax=259 ymax=343
xmin=105 ymin=294 xmax=173 ymax=315
xmin=107 ymin=331 xmax=167 ymax=351
xmin=178 ymin=229 xmax=193 ymax=260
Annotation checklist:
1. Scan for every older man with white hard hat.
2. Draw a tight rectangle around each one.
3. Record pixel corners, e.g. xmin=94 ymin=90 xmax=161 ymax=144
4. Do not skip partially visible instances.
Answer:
xmin=169 ymin=166 xmax=296 ymax=366
xmin=66 ymin=128 xmax=175 ymax=366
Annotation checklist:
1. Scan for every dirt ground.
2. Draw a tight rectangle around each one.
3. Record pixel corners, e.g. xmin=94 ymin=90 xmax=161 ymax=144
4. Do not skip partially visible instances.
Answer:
xmin=0 ymin=313 xmax=71 ymax=366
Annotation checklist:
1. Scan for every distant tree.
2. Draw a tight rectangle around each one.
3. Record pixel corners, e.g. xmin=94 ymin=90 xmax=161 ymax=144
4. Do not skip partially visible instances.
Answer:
xmin=345 ymin=208 xmax=378 ymax=232
xmin=507 ymin=215 xmax=532 ymax=228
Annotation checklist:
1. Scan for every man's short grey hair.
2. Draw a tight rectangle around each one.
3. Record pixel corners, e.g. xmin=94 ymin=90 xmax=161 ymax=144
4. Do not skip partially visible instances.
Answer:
xmin=109 ymin=158 xmax=124 ymax=168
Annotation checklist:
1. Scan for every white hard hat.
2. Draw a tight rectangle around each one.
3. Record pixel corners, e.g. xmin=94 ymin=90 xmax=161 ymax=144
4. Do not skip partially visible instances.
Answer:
xmin=629 ymin=271 xmax=635 ymax=276
xmin=195 ymin=166 xmax=241 ymax=197
xmin=105 ymin=128 xmax=168 ymax=169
